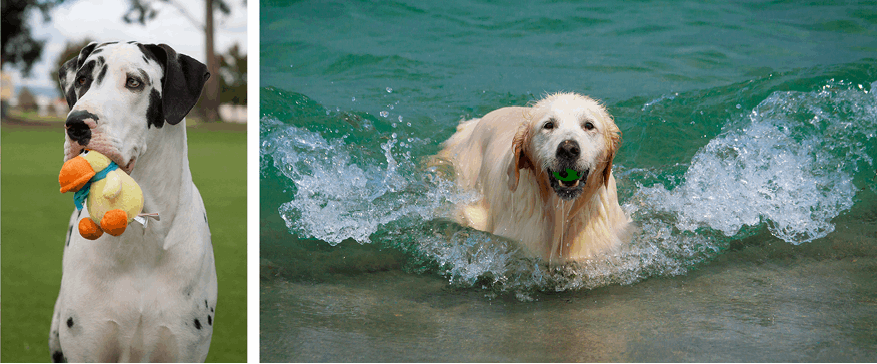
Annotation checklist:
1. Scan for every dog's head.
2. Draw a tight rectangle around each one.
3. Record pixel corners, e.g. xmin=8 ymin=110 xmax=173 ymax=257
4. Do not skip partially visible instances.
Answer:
xmin=507 ymin=92 xmax=621 ymax=200
xmin=58 ymin=41 xmax=209 ymax=174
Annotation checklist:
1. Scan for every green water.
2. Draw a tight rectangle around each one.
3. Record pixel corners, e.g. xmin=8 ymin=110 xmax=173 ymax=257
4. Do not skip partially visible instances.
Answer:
xmin=260 ymin=0 xmax=877 ymax=361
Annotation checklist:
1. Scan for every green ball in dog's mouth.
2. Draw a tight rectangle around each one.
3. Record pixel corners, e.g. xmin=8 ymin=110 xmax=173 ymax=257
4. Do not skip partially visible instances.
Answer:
xmin=553 ymin=168 xmax=580 ymax=182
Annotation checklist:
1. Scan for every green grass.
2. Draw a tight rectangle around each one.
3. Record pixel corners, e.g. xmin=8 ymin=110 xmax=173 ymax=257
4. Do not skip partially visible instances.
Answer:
xmin=0 ymin=121 xmax=247 ymax=362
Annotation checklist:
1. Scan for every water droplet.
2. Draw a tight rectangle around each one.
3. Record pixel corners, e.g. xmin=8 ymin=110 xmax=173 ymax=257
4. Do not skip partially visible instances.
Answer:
xmin=391 ymin=133 xmax=397 ymax=139
xmin=380 ymin=111 xmax=389 ymax=117
xmin=386 ymin=87 xmax=393 ymax=93
xmin=406 ymin=122 xmax=411 ymax=127
xmin=398 ymin=116 xmax=404 ymax=123
xmin=351 ymin=97 xmax=356 ymax=102
xmin=736 ymin=104 xmax=742 ymax=109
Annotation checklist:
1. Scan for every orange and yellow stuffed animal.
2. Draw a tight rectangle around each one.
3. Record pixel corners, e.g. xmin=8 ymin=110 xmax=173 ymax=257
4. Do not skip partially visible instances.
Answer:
xmin=59 ymin=150 xmax=144 ymax=240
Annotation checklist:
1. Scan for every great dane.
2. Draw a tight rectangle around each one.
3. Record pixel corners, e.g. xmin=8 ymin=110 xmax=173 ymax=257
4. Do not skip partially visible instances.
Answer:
xmin=49 ymin=41 xmax=217 ymax=362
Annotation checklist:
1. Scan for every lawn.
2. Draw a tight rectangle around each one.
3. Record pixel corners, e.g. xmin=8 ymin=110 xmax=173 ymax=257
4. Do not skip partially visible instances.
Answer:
xmin=0 ymin=118 xmax=247 ymax=362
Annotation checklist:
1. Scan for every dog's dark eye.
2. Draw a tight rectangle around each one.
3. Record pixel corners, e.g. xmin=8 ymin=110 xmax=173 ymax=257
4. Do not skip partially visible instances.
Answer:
xmin=543 ymin=121 xmax=555 ymax=130
xmin=584 ymin=122 xmax=595 ymax=131
xmin=77 ymin=77 xmax=87 ymax=86
xmin=126 ymin=78 xmax=141 ymax=88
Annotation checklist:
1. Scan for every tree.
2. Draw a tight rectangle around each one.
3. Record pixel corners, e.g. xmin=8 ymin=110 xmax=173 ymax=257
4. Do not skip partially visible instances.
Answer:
xmin=51 ymin=38 xmax=96 ymax=98
xmin=123 ymin=0 xmax=235 ymax=122
xmin=191 ymin=41 xmax=246 ymax=118
xmin=1 ymin=0 xmax=65 ymax=76
xmin=17 ymin=86 xmax=38 ymax=111
xmin=218 ymin=42 xmax=246 ymax=105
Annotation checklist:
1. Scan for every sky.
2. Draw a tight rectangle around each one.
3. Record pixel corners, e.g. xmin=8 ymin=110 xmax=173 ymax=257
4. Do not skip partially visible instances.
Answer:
xmin=9 ymin=0 xmax=248 ymax=97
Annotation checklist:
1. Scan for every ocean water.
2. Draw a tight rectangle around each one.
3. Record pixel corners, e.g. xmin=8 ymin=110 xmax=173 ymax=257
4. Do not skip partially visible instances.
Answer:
xmin=260 ymin=0 xmax=877 ymax=361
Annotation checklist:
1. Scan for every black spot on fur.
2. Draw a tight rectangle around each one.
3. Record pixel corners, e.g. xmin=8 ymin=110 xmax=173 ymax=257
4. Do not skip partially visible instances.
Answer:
xmin=137 ymin=44 xmax=162 ymax=65
xmin=207 ymin=315 xmax=212 ymax=326
xmin=76 ymin=43 xmax=97 ymax=69
xmin=211 ymin=307 xmax=214 ymax=313
xmin=146 ymin=89 xmax=164 ymax=129
xmin=96 ymin=64 xmax=108 ymax=85
xmin=66 ymin=109 xmax=99 ymax=123
xmin=194 ymin=319 xmax=202 ymax=330
xmin=203 ymin=212 xmax=208 ymax=223
xmin=205 ymin=299 xmax=209 ymax=308
xmin=142 ymin=55 xmax=149 ymax=63
xmin=52 ymin=351 xmax=65 ymax=363
xmin=66 ymin=224 xmax=73 ymax=246
xmin=66 ymin=317 xmax=74 ymax=328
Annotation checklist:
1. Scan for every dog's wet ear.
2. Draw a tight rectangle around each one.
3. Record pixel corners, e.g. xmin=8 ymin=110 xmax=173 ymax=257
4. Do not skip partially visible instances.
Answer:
xmin=602 ymin=121 xmax=621 ymax=188
xmin=507 ymin=124 xmax=532 ymax=192
xmin=141 ymin=43 xmax=210 ymax=125
xmin=59 ymin=42 xmax=98 ymax=109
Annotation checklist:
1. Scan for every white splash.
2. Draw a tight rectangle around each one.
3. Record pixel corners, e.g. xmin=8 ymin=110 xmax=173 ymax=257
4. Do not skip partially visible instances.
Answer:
xmin=635 ymin=82 xmax=876 ymax=244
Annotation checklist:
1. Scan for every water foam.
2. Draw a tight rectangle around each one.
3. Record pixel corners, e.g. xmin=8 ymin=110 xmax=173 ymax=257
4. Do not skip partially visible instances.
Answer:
xmin=261 ymin=117 xmax=473 ymax=244
xmin=635 ymin=81 xmax=876 ymax=244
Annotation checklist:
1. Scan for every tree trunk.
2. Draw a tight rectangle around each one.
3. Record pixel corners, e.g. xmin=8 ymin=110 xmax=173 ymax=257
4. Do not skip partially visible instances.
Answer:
xmin=203 ymin=0 xmax=220 ymax=122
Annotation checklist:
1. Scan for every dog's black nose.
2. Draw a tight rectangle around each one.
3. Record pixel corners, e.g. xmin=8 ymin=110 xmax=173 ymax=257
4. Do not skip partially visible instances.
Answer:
xmin=556 ymin=140 xmax=580 ymax=160
xmin=65 ymin=110 xmax=97 ymax=145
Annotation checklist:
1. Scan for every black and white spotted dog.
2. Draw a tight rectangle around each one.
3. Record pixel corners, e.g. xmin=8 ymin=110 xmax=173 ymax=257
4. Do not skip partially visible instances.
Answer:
xmin=49 ymin=41 xmax=217 ymax=362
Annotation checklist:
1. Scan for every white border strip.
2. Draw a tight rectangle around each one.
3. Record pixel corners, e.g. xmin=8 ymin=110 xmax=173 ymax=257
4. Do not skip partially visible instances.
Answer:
xmin=246 ymin=0 xmax=260 ymax=362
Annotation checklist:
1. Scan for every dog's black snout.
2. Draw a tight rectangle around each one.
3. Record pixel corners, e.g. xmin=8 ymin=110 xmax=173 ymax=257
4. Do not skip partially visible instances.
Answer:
xmin=556 ymin=140 xmax=580 ymax=160
xmin=65 ymin=110 xmax=97 ymax=145
xmin=66 ymin=119 xmax=90 ymax=143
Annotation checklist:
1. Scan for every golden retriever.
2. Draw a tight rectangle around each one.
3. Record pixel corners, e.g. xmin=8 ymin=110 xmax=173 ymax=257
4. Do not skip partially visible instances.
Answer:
xmin=435 ymin=92 xmax=629 ymax=262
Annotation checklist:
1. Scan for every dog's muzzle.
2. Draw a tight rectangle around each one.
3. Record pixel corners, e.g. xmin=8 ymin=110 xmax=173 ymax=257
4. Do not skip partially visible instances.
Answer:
xmin=548 ymin=140 xmax=589 ymax=200
xmin=65 ymin=110 xmax=98 ymax=146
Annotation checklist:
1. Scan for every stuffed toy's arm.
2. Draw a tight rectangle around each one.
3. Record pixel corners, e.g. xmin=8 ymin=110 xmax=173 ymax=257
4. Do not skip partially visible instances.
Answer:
xmin=101 ymin=170 xmax=123 ymax=199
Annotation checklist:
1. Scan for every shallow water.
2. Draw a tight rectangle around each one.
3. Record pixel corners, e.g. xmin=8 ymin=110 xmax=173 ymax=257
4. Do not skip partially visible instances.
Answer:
xmin=260 ymin=0 xmax=877 ymax=361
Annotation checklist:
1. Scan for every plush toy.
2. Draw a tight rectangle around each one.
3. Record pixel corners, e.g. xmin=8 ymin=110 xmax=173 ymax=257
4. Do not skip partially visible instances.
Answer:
xmin=59 ymin=150 xmax=144 ymax=240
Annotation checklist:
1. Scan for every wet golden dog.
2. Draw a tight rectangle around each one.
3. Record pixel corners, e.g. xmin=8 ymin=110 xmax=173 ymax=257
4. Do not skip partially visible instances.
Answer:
xmin=436 ymin=92 xmax=629 ymax=262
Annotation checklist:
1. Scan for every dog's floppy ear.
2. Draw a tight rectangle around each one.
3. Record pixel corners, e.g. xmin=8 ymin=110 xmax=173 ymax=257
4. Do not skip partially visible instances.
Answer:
xmin=507 ymin=123 xmax=533 ymax=192
xmin=59 ymin=42 xmax=98 ymax=109
xmin=602 ymin=122 xmax=621 ymax=188
xmin=141 ymin=43 xmax=210 ymax=125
